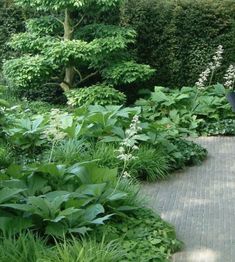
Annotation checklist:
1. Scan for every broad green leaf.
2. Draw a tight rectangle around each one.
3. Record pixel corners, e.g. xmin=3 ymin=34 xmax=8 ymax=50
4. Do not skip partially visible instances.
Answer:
xmin=0 ymin=188 xmax=25 ymax=204
xmin=51 ymin=207 xmax=81 ymax=223
xmin=0 ymin=203 xmax=32 ymax=212
xmin=84 ymin=204 xmax=105 ymax=221
xmin=91 ymin=214 xmax=113 ymax=225
xmin=69 ymin=226 xmax=91 ymax=235
xmin=78 ymin=183 xmax=106 ymax=197
xmin=106 ymin=192 xmax=127 ymax=201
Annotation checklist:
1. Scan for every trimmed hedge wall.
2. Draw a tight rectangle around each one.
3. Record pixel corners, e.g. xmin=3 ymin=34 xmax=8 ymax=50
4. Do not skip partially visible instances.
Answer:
xmin=122 ymin=0 xmax=235 ymax=87
xmin=0 ymin=2 xmax=24 ymax=71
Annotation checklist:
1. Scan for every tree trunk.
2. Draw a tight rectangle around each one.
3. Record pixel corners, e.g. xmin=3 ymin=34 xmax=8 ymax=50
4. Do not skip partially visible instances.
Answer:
xmin=60 ymin=9 xmax=75 ymax=92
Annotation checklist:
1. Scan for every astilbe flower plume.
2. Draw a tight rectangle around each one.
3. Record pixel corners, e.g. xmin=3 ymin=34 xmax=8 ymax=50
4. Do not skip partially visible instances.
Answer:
xmin=224 ymin=65 xmax=235 ymax=90
xmin=116 ymin=115 xmax=142 ymax=178
xmin=195 ymin=45 xmax=224 ymax=89
xmin=43 ymin=109 xmax=68 ymax=141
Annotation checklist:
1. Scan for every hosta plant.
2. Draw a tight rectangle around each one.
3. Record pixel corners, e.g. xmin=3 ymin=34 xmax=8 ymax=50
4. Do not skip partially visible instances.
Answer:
xmin=0 ymin=161 xmax=138 ymax=237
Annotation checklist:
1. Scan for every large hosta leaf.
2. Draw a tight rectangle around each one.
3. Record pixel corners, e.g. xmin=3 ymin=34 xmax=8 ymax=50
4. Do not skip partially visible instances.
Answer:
xmin=84 ymin=204 xmax=105 ymax=221
xmin=0 ymin=188 xmax=25 ymax=204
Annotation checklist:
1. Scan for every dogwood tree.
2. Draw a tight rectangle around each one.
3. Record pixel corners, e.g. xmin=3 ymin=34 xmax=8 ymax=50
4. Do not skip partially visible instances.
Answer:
xmin=3 ymin=0 xmax=154 ymax=100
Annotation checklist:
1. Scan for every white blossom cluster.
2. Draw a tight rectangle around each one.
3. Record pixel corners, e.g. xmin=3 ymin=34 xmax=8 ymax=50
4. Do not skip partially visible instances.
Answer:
xmin=224 ymin=65 xmax=235 ymax=90
xmin=195 ymin=68 xmax=211 ymax=90
xmin=43 ymin=109 xmax=68 ymax=141
xmin=117 ymin=115 xmax=142 ymax=164
xmin=195 ymin=45 xmax=224 ymax=89
xmin=209 ymin=45 xmax=224 ymax=70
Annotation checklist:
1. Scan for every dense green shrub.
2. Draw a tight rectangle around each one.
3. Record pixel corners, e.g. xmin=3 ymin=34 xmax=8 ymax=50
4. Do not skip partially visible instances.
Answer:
xmin=0 ymin=161 xmax=139 ymax=237
xmin=0 ymin=2 xmax=24 ymax=71
xmin=136 ymin=84 xmax=234 ymax=136
xmin=0 ymin=143 xmax=12 ymax=168
xmin=66 ymin=85 xmax=126 ymax=107
xmin=122 ymin=0 xmax=235 ymax=87
xmin=0 ymin=209 xmax=182 ymax=262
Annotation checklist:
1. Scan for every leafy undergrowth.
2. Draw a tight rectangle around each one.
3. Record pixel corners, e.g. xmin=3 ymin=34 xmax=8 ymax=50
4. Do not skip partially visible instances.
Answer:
xmin=0 ymin=233 xmax=122 ymax=262
xmin=136 ymin=84 xmax=235 ymax=137
xmin=199 ymin=119 xmax=235 ymax=136
xmin=94 ymin=208 xmax=182 ymax=262
xmin=0 ymin=208 xmax=182 ymax=262
xmin=169 ymin=139 xmax=208 ymax=171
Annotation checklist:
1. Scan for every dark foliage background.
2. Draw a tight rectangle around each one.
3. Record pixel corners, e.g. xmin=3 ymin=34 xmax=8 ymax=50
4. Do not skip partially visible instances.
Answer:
xmin=0 ymin=2 xmax=25 ymax=71
xmin=1 ymin=0 xmax=235 ymax=102
xmin=122 ymin=0 xmax=235 ymax=88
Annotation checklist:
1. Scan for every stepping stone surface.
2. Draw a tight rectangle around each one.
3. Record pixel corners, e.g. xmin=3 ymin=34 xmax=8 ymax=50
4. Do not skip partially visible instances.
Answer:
xmin=142 ymin=137 xmax=235 ymax=262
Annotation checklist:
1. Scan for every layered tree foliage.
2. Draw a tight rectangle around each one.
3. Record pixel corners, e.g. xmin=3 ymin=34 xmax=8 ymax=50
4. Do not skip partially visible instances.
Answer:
xmin=3 ymin=0 xmax=154 ymax=102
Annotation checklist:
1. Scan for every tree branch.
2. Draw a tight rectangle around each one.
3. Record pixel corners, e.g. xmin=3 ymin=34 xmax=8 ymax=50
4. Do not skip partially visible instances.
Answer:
xmin=72 ymin=15 xmax=85 ymax=32
xmin=76 ymin=71 xmax=98 ymax=86
xmin=51 ymin=14 xmax=64 ymax=26
xmin=73 ymin=67 xmax=83 ymax=81
xmin=42 ymin=82 xmax=60 ymax=87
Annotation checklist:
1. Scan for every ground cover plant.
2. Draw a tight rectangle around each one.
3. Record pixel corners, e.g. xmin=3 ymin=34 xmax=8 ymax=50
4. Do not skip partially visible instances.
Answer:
xmin=0 ymin=93 xmax=187 ymax=260
xmin=136 ymin=84 xmax=235 ymax=136
xmin=3 ymin=0 xmax=231 ymax=261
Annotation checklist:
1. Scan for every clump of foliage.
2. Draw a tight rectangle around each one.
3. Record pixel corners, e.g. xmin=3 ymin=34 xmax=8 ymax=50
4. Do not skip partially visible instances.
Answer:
xmin=199 ymin=119 xmax=235 ymax=136
xmin=0 ymin=161 xmax=140 ymax=237
xmin=3 ymin=0 xmax=154 ymax=102
xmin=0 ymin=208 xmax=182 ymax=262
xmin=136 ymin=84 xmax=234 ymax=136
xmin=66 ymin=84 xmax=126 ymax=107
xmin=126 ymin=144 xmax=169 ymax=181
xmin=94 ymin=208 xmax=182 ymax=262
xmin=0 ymin=143 xmax=12 ymax=168
xmin=49 ymin=138 xmax=91 ymax=165
xmin=169 ymin=139 xmax=208 ymax=171
xmin=0 ymin=233 xmax=123 ymax=262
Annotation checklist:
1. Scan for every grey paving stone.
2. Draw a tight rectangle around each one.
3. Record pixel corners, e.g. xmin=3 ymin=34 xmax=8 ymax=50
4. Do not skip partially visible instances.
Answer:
xmin=142 ymin=137 xmax=235 ymax=262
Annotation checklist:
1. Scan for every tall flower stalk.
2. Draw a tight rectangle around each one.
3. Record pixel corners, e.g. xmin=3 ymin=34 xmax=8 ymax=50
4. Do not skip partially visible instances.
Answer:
xmin=43 ymin=109 xmax=68 ymax=162
xmin=116 ymin=115 xmax=142 ymax=179
xmin=193 ymin=45 xmax=224 ymax=112
xmin=208 ymin=45 xmax=224 ymax=86
xmin=224 ymin=65 xmax=235 ymax=90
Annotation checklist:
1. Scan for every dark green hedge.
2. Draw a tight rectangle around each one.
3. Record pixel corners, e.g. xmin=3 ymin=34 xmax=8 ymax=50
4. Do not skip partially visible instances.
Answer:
xmin=0 ymin=3 xmax=25 ymax=71
xmin=122 ymin=0 xmax=235 ymax=87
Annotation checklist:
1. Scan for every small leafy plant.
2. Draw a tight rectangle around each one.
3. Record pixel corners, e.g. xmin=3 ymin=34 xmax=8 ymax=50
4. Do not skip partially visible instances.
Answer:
xmin=66 ymin=84 xmax=126 ymax=107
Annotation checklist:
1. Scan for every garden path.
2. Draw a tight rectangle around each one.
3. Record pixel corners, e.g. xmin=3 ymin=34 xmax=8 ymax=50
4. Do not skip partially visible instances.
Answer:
xmin=142 ymin=137 xmax=235 ymax=262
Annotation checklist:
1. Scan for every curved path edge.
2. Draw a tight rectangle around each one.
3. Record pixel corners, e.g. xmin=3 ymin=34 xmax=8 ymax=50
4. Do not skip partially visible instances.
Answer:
xmin=142 ymin=137 xmax=235 ymax=262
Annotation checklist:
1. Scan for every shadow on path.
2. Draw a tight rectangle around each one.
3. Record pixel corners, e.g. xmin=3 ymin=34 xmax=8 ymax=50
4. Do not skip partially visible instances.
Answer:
xmin=142 ymin=137 xmax=235 ymax=262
